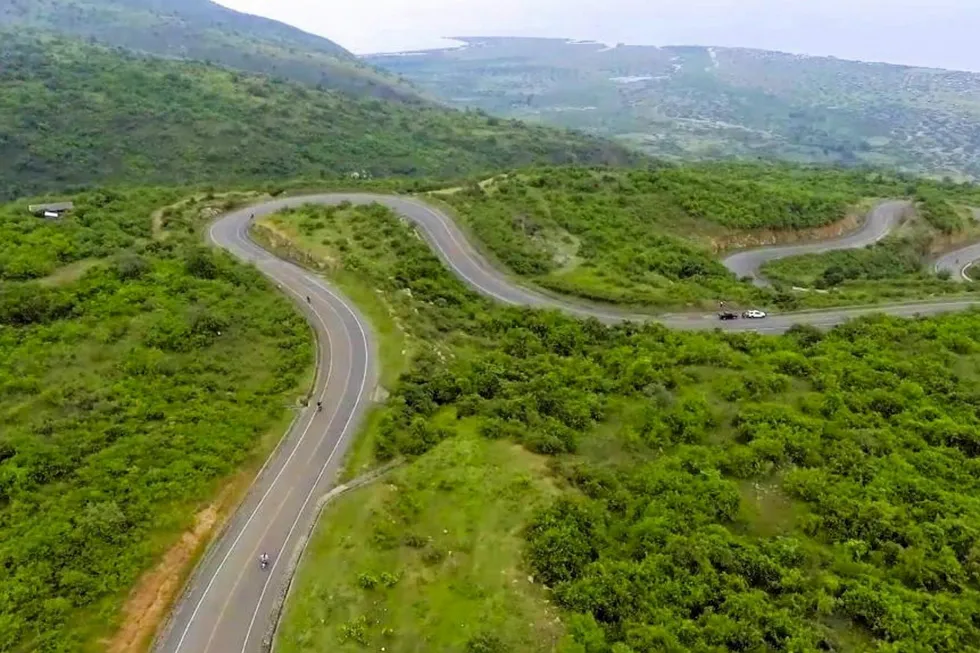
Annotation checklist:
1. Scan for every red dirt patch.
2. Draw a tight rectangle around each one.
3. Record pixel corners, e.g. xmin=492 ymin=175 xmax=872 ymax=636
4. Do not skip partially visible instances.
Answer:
xmin=106 ymin=504 xmax=220 ymax=653
xmin=711 ymin=212 xmax=862 ymax=253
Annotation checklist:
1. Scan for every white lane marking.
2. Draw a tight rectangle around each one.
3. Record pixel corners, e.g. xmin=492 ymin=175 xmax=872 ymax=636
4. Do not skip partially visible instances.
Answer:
xmin=172 ymin=217 xmax=337 ymax=653
xmin=239 ymin=273 xmax=373 ymax=653
xmin=396 ymin=197 xmax=631 ymax=321
xmin=241 ymin=196 xmax=980 ymax=336
xmin=202 ymin=487 xmax=294 ymax=652
xmin=394 ymin=198 xmax=522 ymax=306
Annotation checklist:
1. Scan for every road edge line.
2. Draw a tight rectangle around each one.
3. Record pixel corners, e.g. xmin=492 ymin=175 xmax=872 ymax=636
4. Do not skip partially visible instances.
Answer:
xmin=261 ymin=459 xmax=403 ymax=652
xmin=150 ymin=215 xmax=326 ymax=652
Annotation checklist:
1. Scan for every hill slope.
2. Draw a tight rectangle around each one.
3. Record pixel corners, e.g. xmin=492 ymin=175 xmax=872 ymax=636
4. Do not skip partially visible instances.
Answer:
xmin=0 ymin=186 xmax=317 ymax=651
xmin=1 ymin=0 xmax=420 ymax=100
xmin=0 ymin=34 xmax=637 ymax=200
xmin=367 ymin=37 xmax=980 ymax=179
xmin=434 ymin=165 xmax=980 ymax=309
xmin=262 ymin=201 xmax=980 ymax=653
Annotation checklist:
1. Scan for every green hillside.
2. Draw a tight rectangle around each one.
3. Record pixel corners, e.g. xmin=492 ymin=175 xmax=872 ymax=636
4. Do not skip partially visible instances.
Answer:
xmin=267 ymin=202 xmax=980 ymax=653
xmin=435 ymin=165 xmax=980 ymax=309
xmin=0 ymin=34 xmax=638 ymax=200
xmin=369 ymin=37 xmax=980 ymax=179
xmin=10 ymin=12 xmax=980 ymax=653
xmin=0 ymin=187 xmax=314 ymax=650
xmin=1 ymin=0 xmax=421 ymax=100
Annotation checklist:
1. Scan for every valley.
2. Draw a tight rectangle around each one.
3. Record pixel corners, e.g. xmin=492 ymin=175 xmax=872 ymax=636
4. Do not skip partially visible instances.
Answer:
xmin=8 ymin=175 xmax=980 ymax=651
xmin=5 ymin=162 xmax=980 ymax=652
xmin=367 ymin=37 xmax=980 ymax=180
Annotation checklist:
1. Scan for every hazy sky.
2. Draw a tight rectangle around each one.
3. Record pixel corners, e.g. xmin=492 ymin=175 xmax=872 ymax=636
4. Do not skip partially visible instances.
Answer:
xmin=218 ymin=0 xmax=979 ymax=71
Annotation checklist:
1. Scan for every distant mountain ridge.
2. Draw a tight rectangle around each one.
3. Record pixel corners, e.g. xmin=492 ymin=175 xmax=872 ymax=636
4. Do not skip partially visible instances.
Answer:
xmin=0 ymin=33 xmax=638 ymax=200
xmin=367 ymin=36 xmax=980 ymax=179
xmin=1 ymin=0 xmax=422 ymax=100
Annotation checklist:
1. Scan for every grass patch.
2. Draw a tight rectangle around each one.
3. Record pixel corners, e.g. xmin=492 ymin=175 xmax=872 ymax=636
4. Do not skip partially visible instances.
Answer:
xmin=338 ymin=406 xmax=389 ymax=482
xmin=277 ymin=429 xmax=563 ymax=653
xmin=37 ymin=258 xmax=103 ymax=286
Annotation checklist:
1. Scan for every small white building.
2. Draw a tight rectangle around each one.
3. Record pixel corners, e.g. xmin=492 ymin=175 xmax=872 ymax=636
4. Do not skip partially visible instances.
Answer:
xmin=28 ymin=202 xmax=74 ymax=218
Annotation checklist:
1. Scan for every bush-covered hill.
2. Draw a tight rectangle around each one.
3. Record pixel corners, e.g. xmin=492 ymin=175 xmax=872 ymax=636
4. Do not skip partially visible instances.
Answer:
xmin=369 ymin=36 xmax=980 ymax=179
xmin=0 ymin=34 xmax=638 ymax=200
xmin=0 ymin=0 xmax=420 ymax=100
xmin=761 ymin=196 xmax=980 ymax=290
xmin=0 ymin=187 xmax=312 ymax=650
xmin=267 ymin=201 xmax=980 ymax=653
xmin=437 ymin=164 xmax=980 ymax=309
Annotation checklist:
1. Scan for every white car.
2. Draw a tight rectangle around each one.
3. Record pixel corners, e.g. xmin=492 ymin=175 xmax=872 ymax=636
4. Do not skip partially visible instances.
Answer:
xmin=742 ymin=309 xmax=767 ymax=319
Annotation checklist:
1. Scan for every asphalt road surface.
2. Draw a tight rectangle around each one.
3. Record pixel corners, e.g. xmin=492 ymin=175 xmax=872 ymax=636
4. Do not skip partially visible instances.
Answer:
xmin=155 ymin=194 xmax=980 ymax=653
xmin=722 ymin=200 xmax=912 ymax=285
xmin=935 ymin=243 xmax=980 ymax=282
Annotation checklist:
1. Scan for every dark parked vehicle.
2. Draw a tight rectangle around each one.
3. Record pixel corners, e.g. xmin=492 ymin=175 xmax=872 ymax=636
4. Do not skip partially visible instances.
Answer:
xmin=718 ymin=311 xmax=738 ymax=320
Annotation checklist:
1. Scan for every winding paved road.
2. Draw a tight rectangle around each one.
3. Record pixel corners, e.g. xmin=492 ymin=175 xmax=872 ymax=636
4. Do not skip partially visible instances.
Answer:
xmin=154 ymin=194 xmax=980 ymax=653
xmin=724 ymin=199 xmax=980 ymax=286
xmin=722 ymin=200 xmax=912 ymax=285
xmin=933 ymin=209 xmax=980 ymax=282
xmin=935 ymin=244 xmax=980 ymax=282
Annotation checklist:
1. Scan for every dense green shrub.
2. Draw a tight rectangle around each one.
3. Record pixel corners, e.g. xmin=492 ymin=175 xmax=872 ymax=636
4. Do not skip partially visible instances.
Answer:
xmin=0 ymin=189 xmax=311 ymax=650
xmin=0 ymin=34 xmax=636 ymax=201
xmin=441 ymin=164 xmax=980 ymax=308
xmin=296 ymin=202 xmax=980 ymax=652
xmin=764 ymin=238 xmax=931 ymax=287
xmin=916 ymin=191 xmax=964 ymax=233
